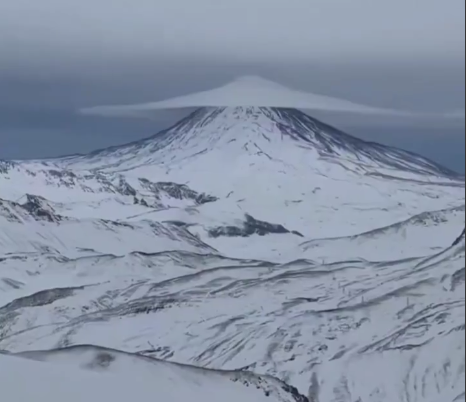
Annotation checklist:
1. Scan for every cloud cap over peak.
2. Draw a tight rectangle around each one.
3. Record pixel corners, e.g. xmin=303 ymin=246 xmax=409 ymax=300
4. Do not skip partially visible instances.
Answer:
xmin=80 ymin=76 xmax=465 ymax=122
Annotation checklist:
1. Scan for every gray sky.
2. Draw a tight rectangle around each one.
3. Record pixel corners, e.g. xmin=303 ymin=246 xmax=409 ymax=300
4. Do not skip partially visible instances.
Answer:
xmin=0 ymin=0 xmax=464 ymax=172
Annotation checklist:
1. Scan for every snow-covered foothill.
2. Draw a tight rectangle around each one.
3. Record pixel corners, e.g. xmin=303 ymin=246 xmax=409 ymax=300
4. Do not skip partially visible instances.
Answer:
xmin=1 ymin=347 xmax=306 ymax=402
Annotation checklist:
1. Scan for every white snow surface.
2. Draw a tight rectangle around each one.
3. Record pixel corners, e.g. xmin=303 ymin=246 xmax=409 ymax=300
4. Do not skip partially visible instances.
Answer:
xmin=81 ymin=75 xmax=419 ymax=117
xmin=0 ymin=106 xmax=465 ymax=401
xmin=1 ymin=347 xmax=300 ymax=402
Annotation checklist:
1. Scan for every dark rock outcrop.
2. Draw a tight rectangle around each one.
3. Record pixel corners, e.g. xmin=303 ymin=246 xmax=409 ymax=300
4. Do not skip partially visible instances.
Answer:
xmin=452 ymin=227 xmax=466 ymax=246
xmin=209 ymin=214 xmax=304 ymax=238
xmin=117 ymin=177 xmax=137 ymax=196
xmin=139 ymin=178 xmax=218 ymax=205
xmin=0 ymin=160 xmax=15 ymax=174
xmin=21 ymin=194 xmax=62 ymax=223
xmin=0 ymin=286 xmax=83 ymax=313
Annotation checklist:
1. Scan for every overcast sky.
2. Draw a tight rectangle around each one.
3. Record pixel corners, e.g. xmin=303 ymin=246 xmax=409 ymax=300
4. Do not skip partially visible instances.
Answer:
xmin=0 ymin=0 xmax=464 ymax=172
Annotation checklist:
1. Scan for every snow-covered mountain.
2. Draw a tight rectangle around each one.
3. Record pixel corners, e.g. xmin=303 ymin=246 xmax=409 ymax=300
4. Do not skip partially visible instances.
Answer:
xmin=1 ymin=107 xmax=463 ymax=257
xmin=62 ymin=107 xmax=462 ymax=179
xmin=1 ymin=102 xmax=465 ymax=401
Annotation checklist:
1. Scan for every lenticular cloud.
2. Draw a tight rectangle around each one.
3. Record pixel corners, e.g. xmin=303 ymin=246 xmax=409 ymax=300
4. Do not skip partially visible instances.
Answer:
xmin=80 ymin=76 xmax=417 ymax=118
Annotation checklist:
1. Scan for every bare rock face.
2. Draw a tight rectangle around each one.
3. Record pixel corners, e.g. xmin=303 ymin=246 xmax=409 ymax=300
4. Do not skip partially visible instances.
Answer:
xmin=139 ymin=178 xmax=218 ymax=205
xmin=0 ymin=160 xmax=15 ymax=174
xmin=453 ymin=227 xmax=466 ymax=246
xmin=209 ymin=214 xmax=303 ymax=238
xmin=21 ymin=194 xmax=62 ymax=223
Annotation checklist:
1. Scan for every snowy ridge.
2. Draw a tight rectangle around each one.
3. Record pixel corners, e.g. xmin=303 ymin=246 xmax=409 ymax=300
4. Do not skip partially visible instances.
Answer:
xmin=298 ymin=204 xmax=466 ymax=262
xmin=0 ymin=196 xmax=216 ymax=258
xmin=0 ymin=251 xmax=270 ymax=308
xmin=0 ymin=161 xmax=218 ymax=216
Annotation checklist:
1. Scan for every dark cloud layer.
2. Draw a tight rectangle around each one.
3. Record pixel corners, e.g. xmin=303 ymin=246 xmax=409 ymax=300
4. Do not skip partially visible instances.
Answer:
xmin=1 ymin=0 xmax=464 ymax=66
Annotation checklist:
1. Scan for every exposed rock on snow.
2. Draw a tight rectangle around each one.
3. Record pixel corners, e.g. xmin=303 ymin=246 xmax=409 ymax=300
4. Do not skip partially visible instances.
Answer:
xmin=21 ymin=194 xmax=62 ymax=223
xmin=0 ymin=160 xmax=15 ymax=174
xmin=453 ymin=227 xmax=466 ymax=246
xmin=0 ymin=196 xmax=217 ymax=257
xmin=138 ymin=178 xmax=218 ymax=205
xmin=209 ymin=214 xmax=304 ymax=238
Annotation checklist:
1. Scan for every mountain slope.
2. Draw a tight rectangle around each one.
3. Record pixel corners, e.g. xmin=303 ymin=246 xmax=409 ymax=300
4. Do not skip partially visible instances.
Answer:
xmin=60 ymin=107 xmax=463 ymax=180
